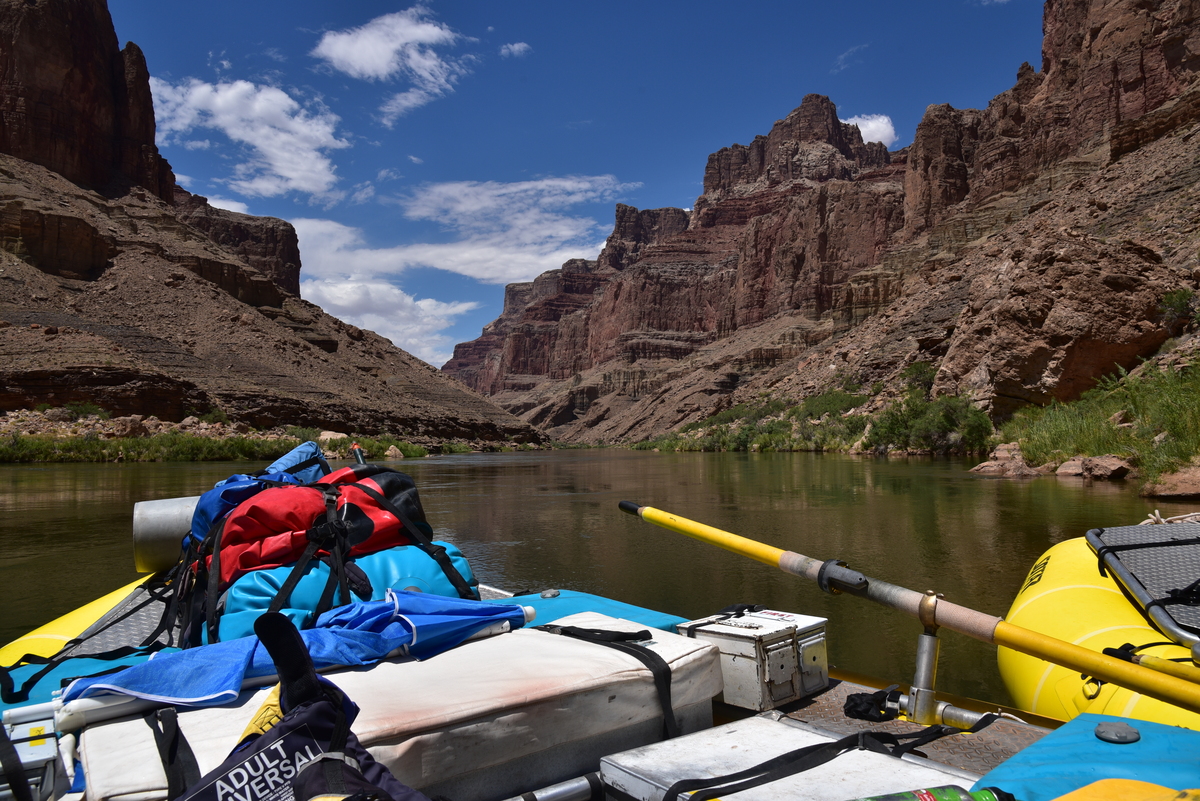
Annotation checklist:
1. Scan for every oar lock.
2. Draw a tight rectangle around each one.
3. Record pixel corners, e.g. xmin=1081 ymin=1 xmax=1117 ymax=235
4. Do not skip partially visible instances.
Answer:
xmin=815 ymin=559 xmax=868 ymax=595
xmin=919 ymin=590 xmax=946 ymax=635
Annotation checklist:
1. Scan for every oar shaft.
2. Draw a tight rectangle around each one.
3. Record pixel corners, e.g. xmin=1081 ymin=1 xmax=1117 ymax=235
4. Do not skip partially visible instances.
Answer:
xmin=621 ymin=501 xmax=1200 ymax=714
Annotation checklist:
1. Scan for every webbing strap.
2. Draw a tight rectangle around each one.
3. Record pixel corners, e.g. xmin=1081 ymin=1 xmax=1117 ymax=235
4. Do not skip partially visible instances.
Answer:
xmin=145 ymin=707 xmax=201 ymax=801
xmin=536 ymin=625 xmax=680 ymax=739
xmin=0 ymin=721 xmax=33 ymax=801
xmin=348 ymin=482 xmax=478 ymax=600
xmin=267 ymin=487 xmax=343 ymax=617
xmin=662 ymin=715 xmax=998 ymax=801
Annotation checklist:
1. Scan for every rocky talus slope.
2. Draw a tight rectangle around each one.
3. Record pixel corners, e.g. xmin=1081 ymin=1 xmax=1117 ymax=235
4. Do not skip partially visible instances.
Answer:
xmin=0 ymin=0 xmax=538 ymax=444
xmin=445 ymin=0 xmax=1200 ymax=445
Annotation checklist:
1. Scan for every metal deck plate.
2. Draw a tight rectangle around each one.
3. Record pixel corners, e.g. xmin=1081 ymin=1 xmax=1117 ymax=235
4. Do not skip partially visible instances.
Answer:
xmin=1088 ymin=523 xmax=1200 ymax=642
xmin=781 ymin=678 xmax=1050 ymax=776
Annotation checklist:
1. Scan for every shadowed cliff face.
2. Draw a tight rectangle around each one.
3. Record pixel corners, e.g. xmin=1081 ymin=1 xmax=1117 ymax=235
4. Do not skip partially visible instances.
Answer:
xmin=445 ymin=0 xmax=1200 ymax=443
xmin=0 ymin=0 xmax=539 ymax=443
xmin=0 ymin=0 xmax=173 ymax=201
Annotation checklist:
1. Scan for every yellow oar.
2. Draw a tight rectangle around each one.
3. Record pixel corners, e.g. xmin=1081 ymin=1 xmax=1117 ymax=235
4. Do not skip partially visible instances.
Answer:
xmin=618 ymin=501 xmax=1200 ymax=715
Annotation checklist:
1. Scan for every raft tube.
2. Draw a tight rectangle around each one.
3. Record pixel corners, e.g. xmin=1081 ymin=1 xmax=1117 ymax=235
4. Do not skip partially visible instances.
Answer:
xmin=999 ymin=537 xmax=1200 ymax=729
xmin=0 ymin=577 xmax=149 ymax=664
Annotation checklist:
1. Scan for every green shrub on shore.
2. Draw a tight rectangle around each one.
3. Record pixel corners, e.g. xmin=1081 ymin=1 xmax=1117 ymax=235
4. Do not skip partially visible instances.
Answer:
xmin=0 ymin=432 xmax=429 ymax=463
xmin=634 ymin=392 xmax=872 ymax=453
xmin=864 ymin=394 xmax=992 ymax=454
xmin=1002 ymin=363 xmax=1200 ymax=483
xmin=636 ymin=369 xmax=990 ymax=455
xmin=0 ymin=432 xmax=296 ymax=463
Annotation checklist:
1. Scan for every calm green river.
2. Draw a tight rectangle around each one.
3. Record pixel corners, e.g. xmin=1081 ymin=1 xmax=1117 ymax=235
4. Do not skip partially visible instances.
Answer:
xmin=2 ymin=450 xmax=1194 ymax=707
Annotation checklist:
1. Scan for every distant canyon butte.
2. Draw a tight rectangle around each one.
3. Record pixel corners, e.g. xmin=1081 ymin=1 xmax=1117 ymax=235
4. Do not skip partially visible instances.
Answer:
xmin=2 ymin=0 xmax=1200 ymax=447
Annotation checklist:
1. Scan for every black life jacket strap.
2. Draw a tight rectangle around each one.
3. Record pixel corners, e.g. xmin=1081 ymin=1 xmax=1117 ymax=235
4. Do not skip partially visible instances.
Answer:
xmin=0 ymin=718 xmax=33 ymax=801
xmin=145 ymin=707 xmax=201 ymax=801
xmin=254 ymin=610 xmax=355 ymax=790
xmin=536 ymin=625 xmax=680 ymax=739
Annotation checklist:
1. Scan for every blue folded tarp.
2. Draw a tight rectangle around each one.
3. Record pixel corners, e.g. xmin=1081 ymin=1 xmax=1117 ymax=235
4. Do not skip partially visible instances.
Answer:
xmin=63 ymin=590 xmax=527 ymax=707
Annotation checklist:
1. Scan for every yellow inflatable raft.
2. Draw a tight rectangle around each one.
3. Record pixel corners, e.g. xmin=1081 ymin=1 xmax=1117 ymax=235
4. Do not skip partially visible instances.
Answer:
xmin=0 ymin=577 xmax=148 ymax=665
xmin=1000 ymin=537 xmax=1200 ymax=729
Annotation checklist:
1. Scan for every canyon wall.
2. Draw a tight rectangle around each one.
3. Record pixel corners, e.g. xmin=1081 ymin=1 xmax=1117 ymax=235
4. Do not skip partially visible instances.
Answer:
xmin=0 ymin=0 xmax=538 ymax=443
xmin=444 ymin=0 xmax=1200 ymax=443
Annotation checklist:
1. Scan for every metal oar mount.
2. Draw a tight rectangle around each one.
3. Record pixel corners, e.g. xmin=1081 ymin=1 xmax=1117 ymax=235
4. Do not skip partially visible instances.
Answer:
xmin=618 ymin=501 xmax=1200 ymax=720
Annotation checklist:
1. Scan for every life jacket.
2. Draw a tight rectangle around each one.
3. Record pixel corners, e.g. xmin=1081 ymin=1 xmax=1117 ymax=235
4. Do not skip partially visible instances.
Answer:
xmin=167 ymin=613 xmax=431 ymax=801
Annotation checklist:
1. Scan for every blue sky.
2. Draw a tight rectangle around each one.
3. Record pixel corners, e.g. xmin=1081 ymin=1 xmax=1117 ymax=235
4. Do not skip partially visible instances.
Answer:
xmin=107 ymin=1 xmax=1043 ymax=366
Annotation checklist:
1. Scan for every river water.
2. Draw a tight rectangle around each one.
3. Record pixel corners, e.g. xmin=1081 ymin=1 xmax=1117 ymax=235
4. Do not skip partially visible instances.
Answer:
xmin=2 ymin=450 xmax=1194 ymax=706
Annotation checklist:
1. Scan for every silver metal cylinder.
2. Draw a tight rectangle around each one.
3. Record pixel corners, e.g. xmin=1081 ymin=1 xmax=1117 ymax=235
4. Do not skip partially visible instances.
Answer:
xmin=132 ymin=496 xmax=201 ymax=573
xmin=497 ymin=773 xmax=600 ymax=801
xmin=910 ymin=631 xmax=941 ymax=725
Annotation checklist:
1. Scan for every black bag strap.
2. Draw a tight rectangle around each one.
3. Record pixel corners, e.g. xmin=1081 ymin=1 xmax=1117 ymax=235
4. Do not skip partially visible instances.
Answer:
xmin=267 ymin=487 xmax=345 ymax=617
xmin=145 ymin=707 xmax=201 ymax=801
xmin=536 ymin=625 xmax=680 ymax=739
xmin=347 ymin=481 xmax=478 ymax=600
xmin=662 ymin=715 xmax=998 ymax=801
xmin=0 ymin=574 xmax=179 ymax=703
xmin=0 ymin=719 xmax=33 ymax=801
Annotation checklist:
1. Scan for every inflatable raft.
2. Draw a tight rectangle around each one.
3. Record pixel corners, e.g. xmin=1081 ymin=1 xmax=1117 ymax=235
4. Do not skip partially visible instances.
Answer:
xmin=5 ymin=454 xmax=1200 ymax=801
xmin=1000 ymin=526 xmax=1200 ymax=729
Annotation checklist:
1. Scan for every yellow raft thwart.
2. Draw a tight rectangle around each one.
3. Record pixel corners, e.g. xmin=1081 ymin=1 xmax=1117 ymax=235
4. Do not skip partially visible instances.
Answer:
xmin=1000 ymin=537 xmax=1200 ymax=729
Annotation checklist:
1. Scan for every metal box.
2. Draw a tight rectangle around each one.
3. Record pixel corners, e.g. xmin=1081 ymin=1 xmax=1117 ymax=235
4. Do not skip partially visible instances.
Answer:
xmin=600 ymin=715 xmax=972 ymax=801
xmin=677 ymin=609 xmax=827 ymax=710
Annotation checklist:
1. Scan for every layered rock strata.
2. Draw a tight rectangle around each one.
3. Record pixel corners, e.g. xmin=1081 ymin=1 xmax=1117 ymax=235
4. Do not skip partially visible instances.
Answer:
xmin=0 ymin=0 xmax=537 ymax=442
xmin=445 ymin=0 xmax=1200 ymax=444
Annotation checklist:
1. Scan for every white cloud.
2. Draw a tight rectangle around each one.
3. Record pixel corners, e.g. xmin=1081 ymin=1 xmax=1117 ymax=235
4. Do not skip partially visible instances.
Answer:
xmin=407 ymin=155 xmax=423 ymax=165
xmin=206 ymin=195 xmax=251 ymax=214
xmin=500 ymin=42 xmax=531 ymax=58
xmin=841 ymin=113 xmax=898 ymax=147
xmin=291 ymin=175 xmax=636 ymax=362
xmin=183 ymin=139 xmax=211 ymax=150
xmin=300 ymin=277 xmax=477 ymax=365
xmin=377 ymin=168 xmax=402 ymax=181
xmin=831 ymin=44 xmax=868 ymax=74
xmin=293 ymin=175 xmax=635 ymax=285
xmin=310 ymin=7 xmax=471 ymax=127
xmin=151 ymin=77 xmax=350 ymax=200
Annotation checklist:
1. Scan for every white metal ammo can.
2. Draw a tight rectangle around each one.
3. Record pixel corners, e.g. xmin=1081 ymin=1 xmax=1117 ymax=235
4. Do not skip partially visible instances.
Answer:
xmin=677 ymin=609 xmax=828 ymax=710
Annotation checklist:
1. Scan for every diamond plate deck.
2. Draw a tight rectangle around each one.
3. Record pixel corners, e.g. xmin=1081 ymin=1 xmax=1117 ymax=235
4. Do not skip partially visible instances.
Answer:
xmin=1088 ymin=522 xmax=1200 ymax=641
xmin=780 ymin=678 xmax=1050 ymax=777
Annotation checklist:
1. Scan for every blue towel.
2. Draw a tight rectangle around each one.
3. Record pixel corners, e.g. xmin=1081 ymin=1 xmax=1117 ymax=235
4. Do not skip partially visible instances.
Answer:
xmin=63 ymin=591 xmax=527 ymax=707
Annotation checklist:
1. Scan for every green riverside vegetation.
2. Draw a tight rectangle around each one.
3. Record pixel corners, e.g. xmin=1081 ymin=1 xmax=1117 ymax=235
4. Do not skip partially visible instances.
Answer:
xmin=0 ymin=429 xmax=430 ymax=463
xmin=1001 ymin=361 xmax=1200 ymax=483
xmin=634 ymin=363 xmax=993 ymax=455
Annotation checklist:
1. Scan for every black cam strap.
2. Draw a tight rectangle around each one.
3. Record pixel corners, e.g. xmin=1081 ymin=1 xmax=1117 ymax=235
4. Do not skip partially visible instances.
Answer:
xmin=347 ymin=482 xmax=479 ymax=600
xmin=662 ymin=715 xmax=998 ymax=801
xmin=0 ymin=721 xmax=33 ymax=801
xmin=536 ymin=625 xmax=680 ymax=739
xmin=145 ymin=707 xmax=201 ymax=801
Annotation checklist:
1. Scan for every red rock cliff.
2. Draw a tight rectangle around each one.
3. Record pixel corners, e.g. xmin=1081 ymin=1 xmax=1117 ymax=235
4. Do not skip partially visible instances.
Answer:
xmin=445 ymin=0 xmax=1200 ymax=443
xmin=0 ymin=0 xmax=174 ymax=201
